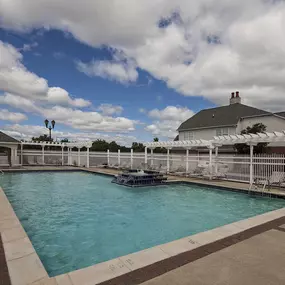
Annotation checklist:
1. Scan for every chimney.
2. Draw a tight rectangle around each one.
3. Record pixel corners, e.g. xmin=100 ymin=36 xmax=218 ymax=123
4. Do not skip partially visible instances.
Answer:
xmin=230 ymin=91 xmax=241 ymax=104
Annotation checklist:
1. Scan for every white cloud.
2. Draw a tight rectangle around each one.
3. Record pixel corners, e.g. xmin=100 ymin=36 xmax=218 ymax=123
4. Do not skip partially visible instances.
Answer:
xmin=2 ymin=124 xmax=138 ymax=146
xmin=145 ymin=106 xmax=194 ymax=139
xmin=40 ymin=106 xmax=135 ymax=132
xmin=0 ymin=93 xmax=137 ymax=133
xmin=19 ymin=42 xmax=38 ymax=52
xmin=1 ymin=1 xmax=285 ymax=110
xmin=0 ymin=41 xmax=90 ymax=107
xmin=98 ymin=104 xmax=123 ymax=115
xmin=0 ymin=109 xmax=27 ymax=122
xmin=47 ymin=87 xmax=91 ymax=107
xmin=76 ymin=51 xmax=138 ymax=84
xmin=148 ymin=106 xmax=194 ymax=121
xmin=0 ymin=93 xmax=40 ymax=113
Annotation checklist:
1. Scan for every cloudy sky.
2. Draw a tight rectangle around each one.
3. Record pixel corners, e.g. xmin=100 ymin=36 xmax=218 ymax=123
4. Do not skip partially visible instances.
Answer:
xmin=0 ymin=0 xmax=285 ymax=145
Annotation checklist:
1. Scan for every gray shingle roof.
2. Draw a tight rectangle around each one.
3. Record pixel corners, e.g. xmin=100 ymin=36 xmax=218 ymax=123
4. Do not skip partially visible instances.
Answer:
xmin=178 ymin=103 xmax=270 ymax=131
xmin=275 ymin=112 xmax=285 ymax=118
xmin=0 ymin=131 xmax=19 ymax=143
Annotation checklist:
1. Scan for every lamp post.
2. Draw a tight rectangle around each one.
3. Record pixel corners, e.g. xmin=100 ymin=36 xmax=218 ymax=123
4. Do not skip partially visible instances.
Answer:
xmin=44 ymin=119 xmax=55 ymax=141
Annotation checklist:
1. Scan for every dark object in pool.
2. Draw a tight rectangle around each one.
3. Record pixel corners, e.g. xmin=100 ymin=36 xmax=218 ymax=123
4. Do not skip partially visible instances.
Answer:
xmin=112 ymin=170 xmax=167 ymax=187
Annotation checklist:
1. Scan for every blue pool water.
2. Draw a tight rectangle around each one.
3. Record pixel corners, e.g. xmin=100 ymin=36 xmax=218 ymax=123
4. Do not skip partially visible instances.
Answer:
xmin=1 ymin=171 xmax=285 ymax=276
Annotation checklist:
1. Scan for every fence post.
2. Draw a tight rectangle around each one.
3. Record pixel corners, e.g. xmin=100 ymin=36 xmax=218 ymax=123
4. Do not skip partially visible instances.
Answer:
xmin=208 ymin=146 xmax=213 ymax=179
xmin=21 ymin=143 xmax=23 ymax=166
xmin=249 ymin=144 xmax=254 ymax=185
xmin=130 ymin=149 xmax=133 ymax=169
xmin=150 ymin=148 xmax=154 ymax=167
xmin=215 ymin=146 xmax=219 ymax=175
xmin=78 ymin=148 xmax=81 ymax=166
xmin=186 ymin=148 xmax=189 ymax=173
xmin=118 ymin=149 xmax=121 ymax=166
xmin=167 ymin=148 xmax=170 ymax=173
xmin=144 ymin=147 xmax=148 ymax=165
xmin=107 ymin=149 xmax=110 ymax=166
xmin=86 ymin=147 xmax=90 ymax=168
xmin=61 ymin=146 xmax=64 ymax=166
xmin=42 ymin=145 xmax=45 ymax=165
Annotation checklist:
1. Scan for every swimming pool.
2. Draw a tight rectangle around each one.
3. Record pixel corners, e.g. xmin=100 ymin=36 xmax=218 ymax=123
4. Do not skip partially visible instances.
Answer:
xmin=1 ymin=171 xmax=285 ymax=276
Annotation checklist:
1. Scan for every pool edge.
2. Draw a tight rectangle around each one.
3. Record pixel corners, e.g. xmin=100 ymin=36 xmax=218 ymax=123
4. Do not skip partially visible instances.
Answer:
xmin=1 ymin=180 xmax=285 ymax=285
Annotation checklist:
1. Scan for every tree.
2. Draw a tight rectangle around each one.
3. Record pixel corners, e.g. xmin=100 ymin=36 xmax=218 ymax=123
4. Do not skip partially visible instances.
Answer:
xmin=91 ymin=139 xmax=109 ymax=151
xmin=109 ymin=141 xmax=120 ymax=152
xmin=234 ymin=123 xmax=268 ymax=154
xmin=153 ymin=137 xmax=167 ymax=153
xmin=32 ymin=134 xmax=53 ymax=142
xmin=132 ymin=142 xmax=145 ymax=152
xmin=61 ymin=138 xmax=69 ymax=143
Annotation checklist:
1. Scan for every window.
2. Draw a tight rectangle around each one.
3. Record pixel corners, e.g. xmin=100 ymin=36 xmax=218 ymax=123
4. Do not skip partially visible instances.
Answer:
xmin=182 ymin=131 xmax=194 ymax=140
xmin=216 ymin=128 xmax=229 ymax=136
xmin=179 ymin=132 xmax=184 ymax=140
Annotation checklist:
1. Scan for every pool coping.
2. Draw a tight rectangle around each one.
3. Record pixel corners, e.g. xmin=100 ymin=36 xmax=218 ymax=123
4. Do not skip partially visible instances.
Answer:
xmin=0 ymin=171 xmax=285 ymax=284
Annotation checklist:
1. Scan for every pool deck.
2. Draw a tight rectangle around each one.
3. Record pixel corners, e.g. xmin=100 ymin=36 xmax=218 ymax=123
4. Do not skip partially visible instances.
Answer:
xmin=1 ymin=166 xmax=285 ymax=285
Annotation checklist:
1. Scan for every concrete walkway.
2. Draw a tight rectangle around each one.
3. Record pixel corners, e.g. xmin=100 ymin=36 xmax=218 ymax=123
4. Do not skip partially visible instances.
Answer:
xmin=141 ymin=228 xmax=285 ymax=285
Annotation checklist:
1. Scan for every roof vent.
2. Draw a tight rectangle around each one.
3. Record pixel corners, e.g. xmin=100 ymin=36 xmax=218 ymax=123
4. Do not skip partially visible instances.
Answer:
xmin=230 ymin=91 xmax=241 ymax=105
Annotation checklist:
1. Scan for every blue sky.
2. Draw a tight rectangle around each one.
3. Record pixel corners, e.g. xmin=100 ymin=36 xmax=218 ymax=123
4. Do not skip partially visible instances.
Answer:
xmin=0 ymin=0 xmax=284 ymax=145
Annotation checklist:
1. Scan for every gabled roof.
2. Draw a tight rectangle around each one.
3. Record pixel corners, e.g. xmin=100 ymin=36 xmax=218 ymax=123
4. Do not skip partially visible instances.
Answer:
xmin=275 ymin=111 xmax=285 ymax=118
xmin=0 ymin=131 xmax=20 ymax=143
xmin=178 ymin=103 xmax=270 ymax=131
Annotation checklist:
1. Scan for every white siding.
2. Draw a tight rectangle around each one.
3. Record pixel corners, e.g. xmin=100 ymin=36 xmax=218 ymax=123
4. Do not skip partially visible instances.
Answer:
xmin=179 ymin=127 xmax=236 ymax=140
xmin=237 ymin=115 xmax=285 ymax=147
xmin=237 ymin=115 xmax=285 ymax=133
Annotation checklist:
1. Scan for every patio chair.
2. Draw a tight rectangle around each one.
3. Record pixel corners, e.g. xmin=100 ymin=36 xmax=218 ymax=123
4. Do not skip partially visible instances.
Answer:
xmin=213 ymin=163 xmax=229 ymax=179
xmin=259 ymin=172 xmax=285 ymax=191
xmin=171 ymin=166 xmax=187 ymax=176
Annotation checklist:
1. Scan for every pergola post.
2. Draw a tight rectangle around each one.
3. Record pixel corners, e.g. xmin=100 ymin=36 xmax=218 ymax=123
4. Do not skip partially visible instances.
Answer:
xmin=150 ymin=148 xmax=154 ymax=167
xmin=249 ymin=144 xmax=254 ymax=186
xmin=167 ymin=148 xmax=170 ymax=173
xmin=21 ymin=143 xmax=23 ymax=166
xmin=107 ymin=149 xmax=110 ymax=166
xmin=130 ymin=149 xmax=133 ymax=169
xmin=61 ymin=146 xmax=64 ymax=166
xmin=186 ymin=148 xmax=189 ymax=173
xmin=144 ymin=147 xmax=148 ymax=165
xmin=86 ymin=147 xmax=90 ymax=168
xmin=42 ymin=145 xmax=45 ymax=165
xmin=78 ymin=148 xmax=80 ymax=166
xmin=118 ymin=149 xmax=121 ymax=166
xmin=208 ymin=146 xmax=213 ymax=179
xmin=215 ymin=146 xmax=219 ymax=175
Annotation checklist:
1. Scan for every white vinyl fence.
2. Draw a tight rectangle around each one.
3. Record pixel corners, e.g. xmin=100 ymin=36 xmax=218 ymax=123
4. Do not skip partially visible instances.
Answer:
xmin=1 ymin=149 xmax=284 ymax=184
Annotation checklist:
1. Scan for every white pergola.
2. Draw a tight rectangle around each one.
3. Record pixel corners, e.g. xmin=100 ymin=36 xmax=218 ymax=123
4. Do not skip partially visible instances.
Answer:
xmin=144 ymin=131 xmax=285 ymax=183
xmin=20 ymin=141 xmax=92 ymax=167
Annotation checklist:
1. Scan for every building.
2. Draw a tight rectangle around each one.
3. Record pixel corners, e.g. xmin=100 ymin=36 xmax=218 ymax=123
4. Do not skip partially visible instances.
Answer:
xmin=177 ymin=92 xmax=285 ymax=152
xmin=0 ymin=131 xmax=20 ymax=166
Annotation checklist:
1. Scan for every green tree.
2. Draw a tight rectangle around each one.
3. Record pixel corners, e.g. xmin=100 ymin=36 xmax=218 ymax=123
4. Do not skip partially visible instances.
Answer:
xmin=132 ymin=142 xmax=145 ymax=152
xmin=32 ymin=134 xmax=53 ymax=142
xmin=91 ymin=139 xmax=109 ymax=151
xmin=109 ymin=141 xmax=120 ymax=152
xmin=153 ymin=137 xmax=167 ymax=153
xmin=234 ymin=123 xmax=268 ymax=154
xmin=61 ymin=138 xmax=69 ymax=143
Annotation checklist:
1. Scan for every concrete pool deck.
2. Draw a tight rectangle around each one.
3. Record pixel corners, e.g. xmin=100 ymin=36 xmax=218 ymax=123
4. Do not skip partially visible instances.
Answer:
xmin=1 ymin=166 xmax=285 ymax=285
